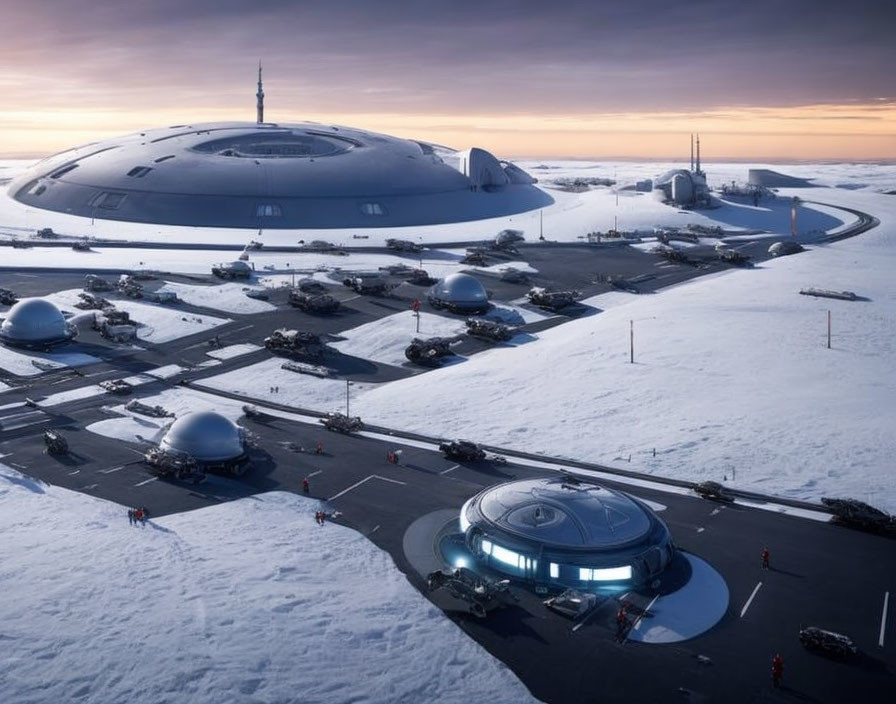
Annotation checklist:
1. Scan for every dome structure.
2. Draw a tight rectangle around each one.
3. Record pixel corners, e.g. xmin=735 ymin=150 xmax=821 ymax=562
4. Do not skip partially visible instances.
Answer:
xmin=460 ymin=476 xmax=674 ymax=587
xmin=9 ymin=122 xmax=553 ymax=229
xmin=0 ymin=298 xmax=77 ymax=348
xmin=428 ymin=273 xmax=489 ymax=314
xmin=160 ymin=411 xmax=245 ymax=463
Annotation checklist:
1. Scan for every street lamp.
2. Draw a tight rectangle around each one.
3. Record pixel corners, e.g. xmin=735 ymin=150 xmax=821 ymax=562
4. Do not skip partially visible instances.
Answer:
xmin=345 ymin=379 xmax=354 ymax=416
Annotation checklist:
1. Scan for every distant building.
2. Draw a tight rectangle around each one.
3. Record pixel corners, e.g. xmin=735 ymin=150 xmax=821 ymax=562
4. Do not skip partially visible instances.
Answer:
xmin=653 ymin=134 xmax=710 ymax=207
xmin=9 ymin=68 xmax=552 ymax=229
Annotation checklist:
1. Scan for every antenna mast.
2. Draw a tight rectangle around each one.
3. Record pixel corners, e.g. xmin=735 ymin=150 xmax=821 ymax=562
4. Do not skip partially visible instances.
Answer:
xmin=256 ymin=62 xmax=264 ymax=124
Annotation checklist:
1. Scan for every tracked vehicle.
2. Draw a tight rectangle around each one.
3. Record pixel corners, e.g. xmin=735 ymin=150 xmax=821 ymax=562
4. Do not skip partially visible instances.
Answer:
xmin=405 ymin=336 xmax=459 ymax=365
xmin=465 ymin=318 xmax=513 ymax=342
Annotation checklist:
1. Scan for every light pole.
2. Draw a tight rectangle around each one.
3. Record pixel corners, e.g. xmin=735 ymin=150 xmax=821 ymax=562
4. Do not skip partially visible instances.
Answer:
xmin=345 ymin=379 xmax=353 ymax=416
xmin=630 ymin=319 xmax=634 ymax=364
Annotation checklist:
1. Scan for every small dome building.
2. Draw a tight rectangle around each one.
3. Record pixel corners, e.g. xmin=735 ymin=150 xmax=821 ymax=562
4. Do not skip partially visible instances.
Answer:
xmin=160 ymin=411 xmax=246 ymax=464
xmin=0 ymin=298 xmax=77 ymax=348
xmin=460 ymin=476 xmax=675 ymax=588
xmin=428 ymin=273 xmax=490 ymax=314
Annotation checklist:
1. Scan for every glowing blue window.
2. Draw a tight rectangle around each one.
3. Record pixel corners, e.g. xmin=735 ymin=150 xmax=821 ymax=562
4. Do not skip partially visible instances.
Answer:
xmin=480 ymin=539 xmax=493 ymax=555
xmin=491 ymin=544 xmax=521 ymax=568
xmin=579 ymin=566 xmax=632 ymax=581
xmin=550 ymin=563 xmax=559 ymax=579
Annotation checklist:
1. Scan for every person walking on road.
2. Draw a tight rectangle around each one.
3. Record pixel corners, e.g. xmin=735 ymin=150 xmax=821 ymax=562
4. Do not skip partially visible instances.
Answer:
xmin=316 ymin=441 xmax=323 ymax=455
xmin=302 ymin=477 xmax=310 ymax=494
xmin=134 ymin=507 xmax=144 ymax=526
xmin=128 ymin=508 xmax=134 ymax=526
xmin=771 ymin=653 xmax=784 ymax=688
xmin=615 ymin=606 xmax=629 ymax=639
xmin=761 ymin=547 xmax=770 ymax=570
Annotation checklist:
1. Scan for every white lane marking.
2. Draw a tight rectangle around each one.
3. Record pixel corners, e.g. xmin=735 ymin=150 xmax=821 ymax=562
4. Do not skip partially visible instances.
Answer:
xmin=710 ymin=508 xmax=721 ymax=516
xmin=81 ymin=483 xmax=98 ymax=490
xmin=880 ymin=591 xmax=890 ymax=648
xmin=9 ymin=462 xmax=27 ymax=469
xmin=740 ymin=582 xmax=763 ymax=618
xmin=440 ymin=464 xmax=460 ymax=475
xmin=328 ymin=474 xmax=406 ymax=502
xmin=99 ymin=465 xmax=125 ymax=474
xmin=369 ymin=525 xmax=380 ymax=534
xmin=134 ymin=477 xmax=158 ymax=487
xmin=696 ymin=527 xmax=705 ymax=533
xmin=625 ymin=594 xmax=660 ymax=641
xmin=68 ymin=470 xmax=80 ymax=475
xmin=307 ymin=470 xmax=323 ymax=478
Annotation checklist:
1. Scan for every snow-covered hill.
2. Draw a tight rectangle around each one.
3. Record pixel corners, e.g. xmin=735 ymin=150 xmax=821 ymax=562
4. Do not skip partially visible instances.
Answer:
xmin=356 ymin=186 xmax=896 ymax=512
xmin=0 ymin=466 xmax=539 ymax=704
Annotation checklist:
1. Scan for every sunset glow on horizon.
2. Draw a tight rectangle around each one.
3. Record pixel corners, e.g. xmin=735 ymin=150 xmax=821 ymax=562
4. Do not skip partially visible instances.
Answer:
xmin=1 ymin=0 xmax=893 ymax=161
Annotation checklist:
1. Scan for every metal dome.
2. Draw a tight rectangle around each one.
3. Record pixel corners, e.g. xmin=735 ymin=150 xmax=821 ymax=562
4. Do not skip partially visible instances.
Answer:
xmin=461 ymin=476 xmax=675 ymax=587
xmin=428 ymin=273 xmax=489 ymax=313
xmin=0 ymin=298 xmax=76 ymax=347
xmin=160 ymin=411 xmax=245 ymax=462
xmin=9 ymin=121 xmax=553 ymax=229
xmin=477 ymin=478 xmax=652 ymax=549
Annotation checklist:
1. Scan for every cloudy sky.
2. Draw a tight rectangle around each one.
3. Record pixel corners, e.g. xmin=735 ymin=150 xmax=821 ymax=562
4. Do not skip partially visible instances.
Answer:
xmin=1 ymin=0 xmax=893 ymax=158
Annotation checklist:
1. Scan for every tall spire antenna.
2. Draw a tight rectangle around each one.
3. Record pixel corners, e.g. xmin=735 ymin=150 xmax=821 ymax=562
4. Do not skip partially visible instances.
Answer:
xmin=690 ymin=133 xmax=694 ymax=172
xmin=696 ymin=133 xmax=701 ymax=175
xmin=256 ymin=61 xmax=264 ymax=124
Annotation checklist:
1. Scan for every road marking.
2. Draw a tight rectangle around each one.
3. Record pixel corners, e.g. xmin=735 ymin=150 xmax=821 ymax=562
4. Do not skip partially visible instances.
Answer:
xmin=9 ymin=462 xmax=27 ymax=469
xmin=440 ymin=464 xmax=460 ymax=475
xmin=99 ymin=465 xmax=125 ymax=474
xmin=369 ymin=525 xmax=380 ymax=534
xmin=696 ymin=527 xmax=705 ymax=533
xmin=740 ymin=582 xmax=763 ymax=618
xmin=625 ymin=594 xmax=660 ymax=641
xmin=881 ymin=591 xmax=890 ymax=647
xmin=82 ymin=483 xmax=98 ymax=490
xmin=134 ymin=477 xmax=158 ymax=487
xmin=307 ymin=470 xmax=323 ymax=478
xmin=328 ymin=474 xmax=406 ymax=502
xmin=68 ymin=470 xmax=80 ymax=475
xmin=710 ymin=508 xmax=721 ymax=516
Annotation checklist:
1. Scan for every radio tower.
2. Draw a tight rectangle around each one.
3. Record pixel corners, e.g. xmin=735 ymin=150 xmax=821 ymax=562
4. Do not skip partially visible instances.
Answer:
xmin=256 ymin=62 xmax=265 ymax=124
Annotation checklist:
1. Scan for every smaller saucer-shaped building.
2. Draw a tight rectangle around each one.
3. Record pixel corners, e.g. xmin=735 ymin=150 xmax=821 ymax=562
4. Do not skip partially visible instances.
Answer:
xmin=0 ymin=298 xmax=78 ymax=348
xmin=160 ymin=411 xmax=246 ymax=464
xmin=428 ymin=273 xmax=489 ymax=314
xmin=460 ymin=476 xmax=674 ymax=588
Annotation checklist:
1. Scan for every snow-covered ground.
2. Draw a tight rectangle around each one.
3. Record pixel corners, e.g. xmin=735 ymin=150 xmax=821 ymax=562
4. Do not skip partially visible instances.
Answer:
xmin=155 ymin=281 xmax=276 ymax=314
xmin=0 ymin=467 xmax=539 ymax=704
xmin=0 ymin=343 xmax=99 ymax=377
xmin=331 ymin=310 xmax=468 ymax=367
xmin=355 ymin=185 xmax=896 ymax=512
xmin=194 ymin=357 xmax=374 ymax=412
xmin=39 ymin=289 xmax=232 ymax=344
xmin=206 ymin=342 xmax=263 ymax=360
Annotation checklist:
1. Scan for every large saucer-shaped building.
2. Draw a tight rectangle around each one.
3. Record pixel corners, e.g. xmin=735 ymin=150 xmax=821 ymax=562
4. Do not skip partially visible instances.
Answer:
xmin=460 ymin=476 xmax=675 ymax=588
xmin=0 ymin=298 xmax=78 ymax=348
xmin=9 ymin=121 xmax=553 ymax=229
